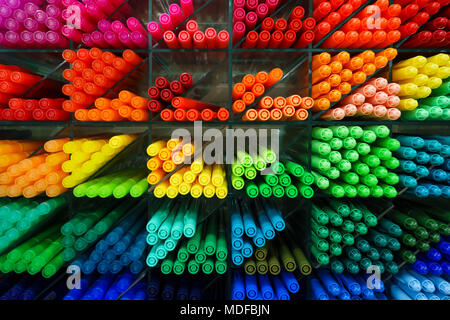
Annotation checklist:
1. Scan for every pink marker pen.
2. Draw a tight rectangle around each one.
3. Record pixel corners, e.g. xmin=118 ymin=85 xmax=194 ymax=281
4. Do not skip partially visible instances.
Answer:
xmin=355 ymin=103 xmax=373 ymax=116
xmin=0 ymin=5 xmax=13 ymax=18
xmin=180 ymin=0 xmax=194 ymax=20
xmin=355 ymin=84 xmax=377 ymax=97
xmin=266 ymin=0 xmax=279 ymax=14
xmin=34 ymin=10 xmax=47 ymax=24
xmin=169 ymin=4 xmax=184 ymax=28
xmin=104 ymin=30 xmax=122 ymax=48
xmin=256 ymin=4 xmax=269 ymax=21
xmin=98 ymin=19 xmax=112 ymax=33
xmin=159 ymin=13 xmax=174 ymax=31
xmin=372 ymin=105 xmax=387 ymax=118
xmin=245 ymin=0 xmax=258 ymax=11
xmin=96 ymin=0 xmax=116 ymax=16
xmin=233 ymin=7 xmax=245 ymax=23
xmin=147 ymin=21 xmax=163 ymax=43
xmin=383 ymin=108 xmax=401 ymax=120
xmin=13 ymin=9 xmax=27 ymax=23
xmin=47 ymin=0 xmax=62 ymax=5
xmin=111 ymin=20 xmax=129 ymax=34
xmin=47 ymin=30 xmax=69 ymax=47
xmin=245 ymin=11 xmax=258 ymax=30
xmin=127 ymin=17 xmax=146 ymax=34
xmin=130 ymin=31 xmax=148 ymax=48
xmin=384 ymin=82 xmax=401 ymax=95
xmin=90 ymin=30 xmax=109 ymax=47
xmin=4 ymin=18 xmax=23 ymax=32
xmin=81 ymin=33 xmax=95 ymax=47
xmin=86 ymin=2 xmax=107 ymax=21
xmin=5 ymin=0 xmax=22 ymax=10
xmin=343 ymin=104 xmax=357 ymax=116
xmin=233 ymin=0 xmax=245 ymax=9
xmin=20 ymin=30 xmax=35 ymax=47
xmin=341 ymin=92 xmax=365 ymax=106
xmin=366 ymin=91 xmax=388 ymax=105
xmin=45 ymin=6 xmax=61 ymax=19
xmin=385 ymin=95 xmax=400 ymax=108
xmin=366 ymin=77 xmax=388 ymax=90
xmin=232 ymin=21 xmax=245 ymax=45
xmin=23 ymin=18 xmax=45 ymax=32
xmin=45 ymin=17 xmax=61 ymax=31
xmin=118 ymin=30 xmax=134 ymax=47
xmin=24 ymin=2 xmax=39 ymax=16
xmin=320 ymin=107 xmax=345 ymax=120
xmin=61 ymin=25 xmax=83 ymax=43
xmin=5 ymin=31 xmax=24 ymax=47
xmin=33 ymin=31 xmax=48 ymax=46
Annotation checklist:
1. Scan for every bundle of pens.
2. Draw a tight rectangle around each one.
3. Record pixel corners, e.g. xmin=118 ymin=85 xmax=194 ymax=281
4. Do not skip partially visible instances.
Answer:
xmin=69 ymin=209 xmax=147 ymax=275
xmin=75 ymin=90 xmax=149 ymax=122
xmin=393 ymin=54 xmax=450 ymax=117
xmin=0 ymin=63 xmax=63 ymax=121
xmin=311 ymin=49 xmax=397 ymax=114
xmin=61 ymin=134 xmax=137 ymax=189
xmin=146 ymin=275 xmax=202 ymax=300
xmin=231 ymin=269 xmax=301 ymax=300
xmin=401 ymin=7 xmax=450 ymax=48
xmin=242 ymin=94 xmax=313 ymax=121
xmin=241 ymin=6 xmax=317 ymax=48
xmin=320 ymin=77 xmax=402 ymax=121
xmin=232 ymin=151 xmax=315 ymax=198
xmin=0 ymin=0 xmax=70 ymax=48
xmin=147 ymin=0 xmax=229 ymax=49
xmin=61 ymin=48 xmax=143 ymax=113
xmin=60 ymin=199 xmax=136 ymax=262
xmin=409 ymin=237 xmax=449 ymax=276
xmin=63 ymin=271 xmax=145 ymax=300
xmin=60 ymin=0 xmax=139 ymax=47
xmin=232 ymin=68 xmax=283 ymax=114
xmin=147 ymin=139 xmax=227 ymax=199
xmin=315 ymin=0 xmax=402 ymax=48
xmin=73 ymin=168 xmax=148 ymax=198
xmin=0 ymin=138 xmax=71 ymax=198
xmin=310 ymin=269 xmax=388 ymax=300
xmin=305 ymin=126 xmax=400 ymax=198
xmin=395 ymin=135 xmax=449 ymax=198
xmin=401 ymin=78 xmax=449 ymax=121
xmin=232 ymin=0 xmax=283 ymax=45
xmin=0 ymin=196 xmax=66 ymax=262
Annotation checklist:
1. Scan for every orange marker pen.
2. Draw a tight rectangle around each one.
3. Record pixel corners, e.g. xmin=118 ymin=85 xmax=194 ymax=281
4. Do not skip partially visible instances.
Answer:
xmin=122 ymin=50 xmax=143 ymax=66
xmin=87 ymin=108 xmax=101 ymax=121
xmin=265 ymin=68 xmax=283 ymax=88
xmin=312 ymin=52 xmax=331 ymax=70
xmin=301 ymin=97 xmax=314 ymax=109
xmin=355 ymin=50 xmax=375 ymax=64
xmin=74 ymin=109 xmax=89 ymax=121
xmin=232 ymin=100 xmax=246 ymax=113
xmin=259 ymin=96 xmax=273 ymax=109
xmin=338 ymin=82 xmax=352 ymax=95
xmin=242 ymin=74 xmax=256 ymax=90
xmin=269 ymin=108 xmax=283 ymax=121
xmin=131 ymin=109 xmax=149 ymax=121
xmin=286 ymin=95 xmax=302 ymax=107
xmin=344 ymin=56 xmax=364 ymax=71
xmin=101 ymin=109 xmax=125 ymax=121
xmin=232 ymin=83 xmax=246 ymax=100
xmin=111 ymin=99 xmax=122 ymax=110
xmin=118 ymin=90 xmax=136 ymax=104
xmin=292 ymin=108 xmax=308 ymax=121
xmin=331 ymin=52 xmax=351 ymax=65
xmin=362 ymin=63 xmax=376 ymax=76
xmin=118 ymin=105 xmax=133 ymax=119
xmin=329 ymin=61 xmax=343 ymax=74
xmin=242 ymin=92 xmax=255 ymax=106
xmin=95 ymin=97 xmax=112 ymax=110
xmin=312 ymin=98 xmax=331 ymax=111
xmin=273 ymin=97 xmax=286 ymax=109
xmin=242 ymin=109 xmax=258 ymax=121
xmin=251 ymin=83 xmax=265 ymax=98
xmin=312 ymin=81 xmax=331 ymax=99
xmin=327 ymin=74 xmax=342 ymax=87
xmin=257 ymin=108 xmax=270 ymax=121
xmin=312 ymin=65 xmax=332 ymax=84
xmin=350 ymin=71 xmax=367 ymax=85
xmin=281 ymin=105 xmax=295 ymax=119
xmin=255 ymin=71 xmax=269 ymax=86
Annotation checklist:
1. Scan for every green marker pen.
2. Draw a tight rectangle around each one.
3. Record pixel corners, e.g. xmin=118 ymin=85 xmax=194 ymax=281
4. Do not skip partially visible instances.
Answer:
xmin=342 ymin=258 xmax=359 ymax=274
xmin=342 ymin=233 xmax=354 ymax=246
xmin=380 ymin=184 xmax=397 ymax=198
xmin=355 ymin=238 xmax=371 ymax=252
xmin=369 ymin=185 xmax=384 ymax=198
xmin=362 ymin=173 xmax=378 ymax=187
xmin=312 ymin=205 xmax=330 ymax=225
xmin=130 ymin=178 xmax=149 ymax=198
xmin=264 ymin=173 xmax=279 ymax=187
xmin=232 ymin=174 xmax=245 ymax=190
xmin=383 ymin=172 xmax=399 ymax=185
xmin=414 ymin=226 xmax=429 ymax=240
xmin=260 ymin=147 xmax=277 ymax=164
xmin=342 ymin=183 xmax=357 ymax=198
xmin=373 ymin=260 xmax=385 ymax=274
xmin=385 ymin=261 xmax=398 ymax=274
xmin=311 ymin=246 xmax=329 ymax=265
xmin=321 ymin=167 xmax=340 ymax=180
xmin=355 ymin=222 xmax=368 ymax=235
xmin=372 ymin=166 xmax=388 ymax=179
xmin=382 ymin=157 xmax=400 ymax=170
xmin=253 ymin=155 xmax=267 ymax=171
xmin=345 ymin=247 xmax=362 ymax=261
xmin=285 ymin=185 xmax=299 ymax=198
xmin=312 ymin=140 xmax=331 ymax=156
xmin=343 ymin=137 xmax=357 ymax=150
xmin=375 ymin=137 xmax=401 ymax=151
xmin=188 ymin=259 xmax=200 ymax=274
xmin=326 ymin=182 xmax=345 ymax=198
xmin=329 ymin=228 xmax=343 ymax=243
xmin=202 ymin=258 xmax=214 ymax=274
xmin=391 ymin=211 xmax=418 ymax=231
xmin=407 ymin=209 xmax=439 ymax=231
xmin=348 ymin=203 xmax=363 ymax=221
xmin=312 ymin=127 xmax=333 ymax=141
xmin=352 ymin=161 xmax=370 ymax=176
xmin=328 ymin=200 xmax=350 ymax=217
xmin=359 ymin=257 xmax=372 ymax=271
xmin=329 ymin=126 xmax=349 ymax=138
xmin=330 ymin=243 xmax=342 ymax=257
xmin=330 ymin=259 xmax=345 ymax=274
xmin=278 ymin=173 xmax=292 ymax=186
xmin=161 ymin=254 xmax=174 ymax=274
xmin=341 ymin=220 xmax=355 ymax=233
xmin=421 ymin=95 xmax=449 ymax=107
xmin=429 ymin=232 xmax=441 ymax=243
xmin=342 ymin=150 xmax=359 ymax=162
xmin=361 ymin=154 xmax=380 ymax=168
xmin=348 ymin=126 xmax=364 ymax=139
xmin=416 ymin=240 xmax=430 ymax=252
xmin=337 ymin=159 xmax=352 ymax=172
xmin=312 ymin=219 xmax=329 ymax=238
xmin=259 ymin=182 xmax=272 ymax=198
xmin=300 ymin=172 xmax=315 ymax=186
xmin=371 ymin=147 xmax=392 ymax=161
xmin=237 ymin=151 xmax=253 ymax=167
xmin=244 ymin=166 xmax=257 ymax=180
xmin=215 ymin=260 xmax=227 ymax=274
xmin=342 ymin=172 xmax=359 ymax=185
xmin=366 ymin=125 xmax=390 ymax=138
xmin=246 ymin=182 xmax=259 ymax=198
xmin=311 ymin=155 xmax=331 ymax=171
xmin=232 ymin=162 xmax=245 ymax=176
xmin=311 ymin=171 xmax=329 ymax=189
xmin=401 ymin=108 xmax=429 ymax=121
xmin=380 ymin=248 xmax=394 ymax=262
xmin=328 ymin=151 xmax=342 ymax=164
xmin=284 ymin=160 xmax=303 ymax=177
xmin=329 ymin=137 xmax=343 ymax=150
xmin=399 ymin=249 xmax=416 ymax=263
xmin=355 ymin=142 xmax=371 ymax=155
xmin=173 ymin=259 xmax=186 ymax=275
xmin=312 ymin=232 xmax=329 ymax=252
xmin=367 ymin=247 xmax=380 ymax=261
xmin=272 ymin=161 xmax=285 ymax=175
xmin=322 ymin=206 xmax=343 ymax=227
xmin=272 ymin=184 xmax=285 ymax=197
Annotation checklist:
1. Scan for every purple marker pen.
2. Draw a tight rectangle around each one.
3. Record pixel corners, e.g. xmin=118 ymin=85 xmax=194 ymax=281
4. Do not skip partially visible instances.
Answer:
xmin=81 ymin=33 xmax=95 ymax=47
xmin=126 ymin=17 xmax=146 ymax=34
xmin=61 ymin=24 xmax=82 ymax=42
xmin=130 ymin=31 xmax=147 ymax=48
xmin=45 ymin=17 xmax=61 ymax=31
xmin=245 ymin=11 xmax=257 ymax=30
xmin=33 ymin=30 xmax=48 ymax=46
xmin=180 ymin=0 xmax=194 ymax=19
xmin=104 ymin=30 xmax=121 ymax=48
xmin=111 ymin=20 xmax=128 ymax=34
xmin=159 ymin=13 xmax=173 ymax=31
xmin=90 ymin=30 xmax=109 ymax=47
xmin=4 ymin=17 xmax=23 ymax=32
xmin=47 ymin=30 xmax=69 ymax=47
xmin=20 ymin=30 xmax=35 ymax=47
xmin=23 ymin=18 xmax=45 ymax=31
xmin=98 ymin=19 xmax=112 ymax=33
xmin=13 ymin=9 xmax=27 ymax=23
xmin=233 ymin=8 xmax=246 ymax=23
xmin=232 ymin=21 xmax=245 ymax=44
xmin=169 ymin=3 xmax=184 ymax=28
xmin=118 ymin=30 xmax=134 ymax=47
xmin=147 ymin=21 xmax=163 ymax=43
xmin=34 ymin=10 xmax=48 ymax=24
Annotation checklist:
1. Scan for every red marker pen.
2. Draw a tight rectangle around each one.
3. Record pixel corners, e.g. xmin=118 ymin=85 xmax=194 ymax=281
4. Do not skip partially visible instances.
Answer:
xmin=170 ymin=80 xmax=185 ymax=95
xmin=180 ymin=72 xmax=193 ymax=89
xmin=313 ymin=2 xmax=331 ymax=21
xmin=148 ymin=86 xmax=160 ymax=99
xmin=242 ymin=31 xmax=258 ymax=48
xmin=261 ymin=18 xmax=274 ymax=32
xmin=155 ymin=76 xmax=170 ymax=89
xmin=280 ymin=30 xmax=296 ymax=48
xmin=161 ymin=108 xmax=174 ymax=121
xmin=200 ymin=108 xmax=217 ymax=121
xmin=148 ymin=99 xmax=163 ymax=112
xmin=160 ymin=89 xmax=174 ymax=102
xmin=257 ymin=30 xmax=271 ymax=48
xmin=163 ymin=31 xmax=179 ymax=49
xmin=217 ymin=30 xmax=229 ymax=48
xmin=288 ymin=19 xmax=302 ymax=33
xmin=314 ymin=22 xmax=331 ymax=43
xmin=289 ymin=6 xmax=305 ymax=22
xmin=293 ymin=30 xmax=314 ymax=48
xmin=193 ymin=31 xmax=207 ymax=49
xmin=274 ymin=18 xmax=287 ymax=32
xmin=205 ymin=28 xmax=217 ymax=48
xmin=174 ymin=108 xmax=187 ymax=121
xmin=269 ymin=30 xmax=283 ymax=48
xmin=303 ymin=17 xmax=316 ymax=30
xmin=186 ymin=109 xmax=201 ymax=121
xmin=178 ymin=30 xmax=192 ymax=49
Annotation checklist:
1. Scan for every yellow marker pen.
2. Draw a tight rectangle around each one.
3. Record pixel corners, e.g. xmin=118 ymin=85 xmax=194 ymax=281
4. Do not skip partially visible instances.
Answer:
xmin=147 ymin=140 xmax=166 ymax=156
xmin=183 ymin=170 xmax=197 ymax=184
xmin=203 ymin=184 xmax=216 ymax=198
xmin=216 ymin=180 xmax=228 ymax=199
xmin=190 ymin=182 xmax=203 ymax=198
xmin=198 ymin=165 xmax=212 ymax=186
xmin=392 ymin=66 xmax=418 ymax=81
xmin=153 ymin=180 xmax=169 ymax=198
xmin=398 ymin=98 xmax=418 ymax=111
xmin=169 ymin=167 xmax=187 ymax=186
xmin=211 ymin=164 xmax=225 ymax=187
xmin=147 ymin=168 xmax=165 ymax=185
xmin=162 ymin=160 xmax=177 ymax=173
xmin=190 ymin=157 xmax=204 ymax=174
xmin=178 ymin=182 xmax=192 ymax=195
xmin=394 ymin=56 xmax=427 ymax=69
xmin=166 ymin=184 xmax=179 ymax=198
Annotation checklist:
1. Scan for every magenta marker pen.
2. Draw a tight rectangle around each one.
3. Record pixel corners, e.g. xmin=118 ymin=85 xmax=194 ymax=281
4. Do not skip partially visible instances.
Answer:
xmin=245 ymin=11 xmax=257 ymax=30
xmin=4 ymin=18 xmax=23 ymax=32
xmin=104 ymin=30 xmax=122 ymax=48
xmin=24 ymin=2 xmax=39 ymax=16
xmin=82 ymin=33 xmax=95 ymax=47
xmin=180 ymin=0 xmax=194 ymax=19
xmin=266 ymin=0 xmax=279 ymax=14
xmin=256 ymin=4 xmax=269 ymax=21
xmin=5 ymin=0 xmax=22 ymax=10
xmin=159 ymin=13 xmax=174 ymax=31
xmin=111 ymin=20 xmax=128 ymax=34
xmin=233 ymin=7 xmax=245 ymax=23
xmin=86 ymin=2 xmax=107 ymax=21
xmin=47 ymin=30 xmax=69 ymax=47
xmin=62 ymin=0 xmax=76 ymax=6
xmin=13 ymin=9 xmax=27 ymax=23
xmin=34 ymin=10 xmax=48 ymax=24
xmin=0 ymin=5 xmax=13 ymax=18
xmin=96 ymin=0 xmax=116 ymax=15
xmin=232 ymin=21 xmax=245 ymax=44
xmin=233 ymin=0 xmax=245 ymax=9
xmin=47 ymin=0 xmax=62 ymax=5
xmin=98 ymin=19 xmax=112 ymax=33
xmin=118 ymin=30 xmax=134 ymax=47
xmin=131 ymin=31 xmax=147 ymax=48
xmin=45 ymin=17 xmax=61 ymax=31
xmin=45 ymin=5 xmax=61 ymax=19
xmin=126 ymin=17 xmax=146 ymax=34
xmin=245 ymin=0 xmax=258 ymax=11
xmin=61 ymin=25 xmax=82 ymax=42
xmin=147 ymin=21 xmax=163 ymax=42
xmin=20 ymin=30 xmax=35 ymax=47
xmin=33 ymin=30 xmax=47 ymax=46
xmin=5 ymin=30 xmax=24 ymax=46
xmin=169 ymin=4 xmax=184 ymax=28
xmin=23 ymin=18 xmax=44 ymax=31
xmin=90 ymin=30 xmax=108 ymax=47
